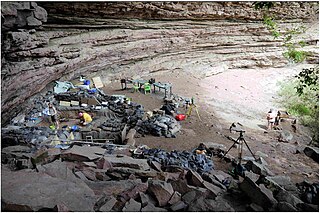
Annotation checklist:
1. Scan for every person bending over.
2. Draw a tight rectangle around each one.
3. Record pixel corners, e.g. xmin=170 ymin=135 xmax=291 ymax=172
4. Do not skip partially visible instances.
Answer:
xmin=79 ymin=112 xmax=92 ymax=126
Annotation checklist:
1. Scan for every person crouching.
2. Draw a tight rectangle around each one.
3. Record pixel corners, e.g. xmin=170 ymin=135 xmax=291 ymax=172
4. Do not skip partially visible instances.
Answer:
xmin=79 ymin=112 xmax=92 ymax=126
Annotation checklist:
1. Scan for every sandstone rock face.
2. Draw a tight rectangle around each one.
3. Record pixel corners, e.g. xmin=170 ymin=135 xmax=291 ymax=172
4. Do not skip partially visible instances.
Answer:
xmin=1 ymin=2 xmax=319 ymax=125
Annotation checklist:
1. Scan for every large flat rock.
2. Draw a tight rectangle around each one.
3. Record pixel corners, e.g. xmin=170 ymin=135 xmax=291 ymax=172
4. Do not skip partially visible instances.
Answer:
xmin=1 ymin=166 xmax=96 ymax=212
xmin=103 ymin=154 xmax=150 ymax=170
xmin=61 ymin=145 xmax=106 ymax=161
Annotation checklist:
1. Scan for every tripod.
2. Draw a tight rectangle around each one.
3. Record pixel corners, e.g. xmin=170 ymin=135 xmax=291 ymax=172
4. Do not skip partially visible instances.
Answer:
xmin=185 ymin=97 xmax=201 ymax=121
xmin=223 ymin=130 xmax=256 ymax=164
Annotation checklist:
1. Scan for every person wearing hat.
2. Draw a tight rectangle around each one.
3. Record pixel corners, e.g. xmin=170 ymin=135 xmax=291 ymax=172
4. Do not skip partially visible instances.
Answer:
xmin=79 ymin=112 xmax=92 ymax=126
xmin=266 ymin=108 xmax=277 ymax=130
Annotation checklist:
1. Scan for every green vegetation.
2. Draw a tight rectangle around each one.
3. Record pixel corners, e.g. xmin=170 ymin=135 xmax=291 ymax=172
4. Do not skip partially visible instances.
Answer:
xmin=278 ymin=67 xmax=319 ymax=145
xmin=254 ymin=3 xmax=318 ymax=145
xmin=254 ymin=2 xmax=308 ymax=64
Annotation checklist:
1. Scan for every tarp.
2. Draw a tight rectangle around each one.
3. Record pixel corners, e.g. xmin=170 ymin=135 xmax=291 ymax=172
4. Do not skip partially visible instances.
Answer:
xmin=54 ymin=81 xmax=75 ymax=94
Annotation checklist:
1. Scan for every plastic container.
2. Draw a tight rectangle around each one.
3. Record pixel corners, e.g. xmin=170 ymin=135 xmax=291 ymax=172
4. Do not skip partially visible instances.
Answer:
xmin=83 ymin=80 xmax=90 ymax=85
xmin=175 ymin=114 xmax=186 ymax=121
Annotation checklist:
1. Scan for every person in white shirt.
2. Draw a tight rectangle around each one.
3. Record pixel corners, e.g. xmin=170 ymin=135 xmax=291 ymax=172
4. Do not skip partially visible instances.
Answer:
xmin=266 ymin=109 xmax=277 ymax=130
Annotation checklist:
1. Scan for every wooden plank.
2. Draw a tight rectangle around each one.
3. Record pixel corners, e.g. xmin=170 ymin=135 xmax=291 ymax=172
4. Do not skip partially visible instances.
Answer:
xmin=71 ymin=100 xmax=79 ymax=106
xmin=59 ymin=101 xmax=71 ymax=107
xmin=92 ymin=76 xmax=104 ymax=88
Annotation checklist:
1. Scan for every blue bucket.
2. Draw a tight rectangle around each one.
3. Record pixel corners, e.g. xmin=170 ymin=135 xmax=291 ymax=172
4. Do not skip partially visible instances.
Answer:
xmin=84 ymin=80 xmax=90 ymax=85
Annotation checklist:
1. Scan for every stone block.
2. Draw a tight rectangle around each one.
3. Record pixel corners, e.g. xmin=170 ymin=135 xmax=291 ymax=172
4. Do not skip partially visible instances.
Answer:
xmin=245 ymin=160 xmax=274 ymax=176
xmin=99 ymin=196 xmax=117 ymax=212
xmin=122 ymin=198 xmax=141 ymax=212
xmin=304 ymin=146 xmax=319 ymax=163
xmin=168 ymin=191 xmax=181 ymax=205
xmin=277 ymin=202 xmax=298 ymax=211
xmin=103 ymin=155 xmax=150 ymax=170
xmin=240 ymin=176 xmax=277 ymax=210
xmin=141 ymin=202 xmax=168 ymax=212
xmin=202 ymin=181 xmax=223 ymax=197
xmin=148 ymin=180 xmax=174 ymax=207
xmin=274 ymin=189 xmax=303 ymax=208
xmin=186 ymin=169 xmax=204 ymax=187
xmin=170 ymin=200 xmax=188 ymax=211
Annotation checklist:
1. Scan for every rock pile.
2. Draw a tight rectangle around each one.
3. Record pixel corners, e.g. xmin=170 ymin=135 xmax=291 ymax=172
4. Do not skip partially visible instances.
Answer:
xmin=136 ymin=114 xmax=181 ymax=138
xmin=1 ymin=142 xmax=319 ymax=212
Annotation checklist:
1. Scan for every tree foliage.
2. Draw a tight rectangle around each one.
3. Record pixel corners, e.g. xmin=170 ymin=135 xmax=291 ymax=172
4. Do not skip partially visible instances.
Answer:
xmin=295 ymin=66 xmax=319 ymax=96
xmin=254 ymin=2 xmax=308 ymax=64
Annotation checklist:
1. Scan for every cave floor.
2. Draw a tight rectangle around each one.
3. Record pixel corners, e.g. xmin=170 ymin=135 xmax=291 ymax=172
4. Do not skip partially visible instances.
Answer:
xmin=99 ymin=68 xmax=318 ymax=184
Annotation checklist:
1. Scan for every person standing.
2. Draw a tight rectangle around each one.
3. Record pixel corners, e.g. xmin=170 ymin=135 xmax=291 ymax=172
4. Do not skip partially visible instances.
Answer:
xmin=267 ymin=109 xmax=277 ymax=130
xmin=48 ymin=102 xmax=59 ymax=130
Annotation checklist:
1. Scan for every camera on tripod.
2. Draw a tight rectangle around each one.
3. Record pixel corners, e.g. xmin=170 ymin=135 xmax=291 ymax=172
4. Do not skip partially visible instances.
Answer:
xmin=229 ymin=122 xmax=245 ymax=133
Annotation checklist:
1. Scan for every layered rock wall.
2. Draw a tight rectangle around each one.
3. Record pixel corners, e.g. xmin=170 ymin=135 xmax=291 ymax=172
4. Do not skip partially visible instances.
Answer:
xmin=1 ymin=2 xmax=319 ymax=125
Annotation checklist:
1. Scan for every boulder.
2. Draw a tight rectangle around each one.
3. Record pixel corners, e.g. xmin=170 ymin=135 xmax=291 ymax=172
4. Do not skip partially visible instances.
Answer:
xmin=297 ymin=202 xmax=319 ymax=212
xmin=248 ymin=203 xmax=264 ymax=212
xmin=99 ymin=196 xmax=117 ymax=212
xmin=304 ymin=146 xmax=319 ymax=163
xmin=202 ymin=181 xmax=223 ymax=197
xmin=277 ymin=202 xmax=298 ymax=211
xmin=26 ymin=16 xmax=42 ymax=27
xmin=103 ymin=155 xmax=150 ymax=170
xmin=186 ymin=169 xmax=204 ymax=187
xmin=61 ymin=145 xmax=105 ymax=161
xmin=245 ymin=160 xmax=274 ymax=176
xmin=122 ymin=198 xmax=141 ymax=212
xmin=244 ymin=171 xmax=260 ymax=183
xmin=187 ymin=196 xmax=234 ymax=211
xmin=170 ymin=201 xmax=188 ymax=211
xmin=209 ymin=170 xmax=232 ymax=183
xmin=80 ymin=167 xmax=97 ymax=181
xmin=1 ymin=167 xmax=96 ymax=212
xmin=31 ymin=148 xmax=60 ymax=166
xmin=170 ymin=179 xmax=193 ymax=195
xmin=274 ymin=189 xmax=303 ymax=208
xmin=150 ymin=160 xmax=162 ymax=172
xmin=33 ymin=5 xmax=47 ymax=22
xmin=263 ymin=175 xmax=296 ymax=192
xmin=96 ymin=157 xmax=113 ymax=169
xmin=148 ymin=180 xmax=174 ymax=207
xmin=182 ymin=190 xmax=198 ymax=204
xmin=86 ymin=179 xmax=142 ymax=197
xmin=36 ymin=160 xmax=82 ymax=183
xmin=240 ymin=176 xmax=277 ymax=210
xmin=141 ymin=202 xmax=168 ymax=212
xmin=139 ymin=192 xmax=149 ymax=207
xmin=168 ymin=191 xmax=181 ymax=205
xmin=202 ymin=173 xmax=227 ymax=190
xmin=118 ymin=182 xmax=148 ymax=202
xmin=75 ymin=171 xmax=88 ymax=181
xmin=53 ymin=204 xmax=70 ymax=212
xmin=278 ymin=130 xmax=293 ymax=142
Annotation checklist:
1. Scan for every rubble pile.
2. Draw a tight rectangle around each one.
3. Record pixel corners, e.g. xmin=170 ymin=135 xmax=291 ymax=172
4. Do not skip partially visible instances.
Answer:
xmin=138 ymin=148 xmax=214 ymax=174
xmin=1 ymin=142 xmax=319 ymax=212
xmin=136 ymin=114 xmax=181 ymax=138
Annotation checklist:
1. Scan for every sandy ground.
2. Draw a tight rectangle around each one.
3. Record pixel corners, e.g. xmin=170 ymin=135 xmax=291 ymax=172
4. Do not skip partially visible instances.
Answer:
xmin=101 ymin=65 xmax=318 ymax=183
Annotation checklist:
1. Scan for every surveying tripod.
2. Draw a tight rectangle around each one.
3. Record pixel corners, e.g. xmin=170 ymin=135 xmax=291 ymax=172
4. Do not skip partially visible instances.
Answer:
xmin=223 ymin=130 xmax=256 ymax=164
xmin=185 ymin=97 xmax=201 ymax=121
